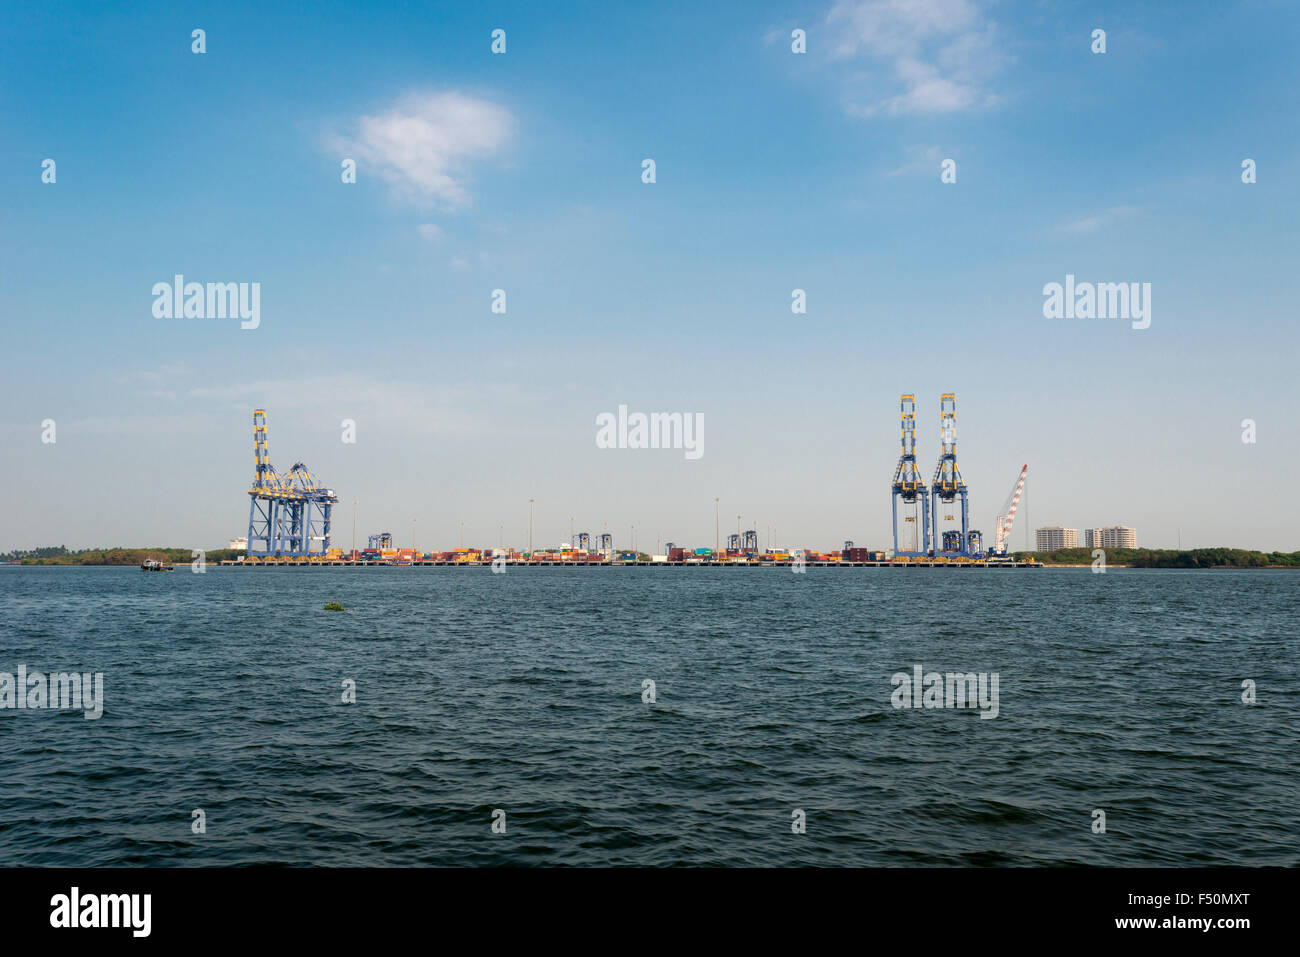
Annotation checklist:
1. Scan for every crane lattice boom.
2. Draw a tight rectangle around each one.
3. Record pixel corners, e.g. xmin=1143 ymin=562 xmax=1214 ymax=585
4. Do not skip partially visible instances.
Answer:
xmin=994 ymin=465 xmax=1028 ymax=554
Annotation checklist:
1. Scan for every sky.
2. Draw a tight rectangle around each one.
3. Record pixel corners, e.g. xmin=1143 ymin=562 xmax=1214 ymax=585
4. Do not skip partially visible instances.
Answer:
xmin=1 ymin=0 xmax=1298 ymax=554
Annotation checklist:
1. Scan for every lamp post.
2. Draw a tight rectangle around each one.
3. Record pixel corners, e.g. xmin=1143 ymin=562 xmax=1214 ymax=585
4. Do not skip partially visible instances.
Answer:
xmin=352 ymin=500 xmax=357 ymax=557
xmin=529 ymin=499 xmax=534 ymax=555
xmin=714 ymin=497 xmax=719 ymax=554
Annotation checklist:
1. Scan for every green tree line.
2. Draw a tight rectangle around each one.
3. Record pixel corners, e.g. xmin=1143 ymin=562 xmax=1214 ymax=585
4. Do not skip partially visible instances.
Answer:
xmin=2 ymin=546 xmax=244 ymax=565
xmin=1016 ymin=547 xmax=1300 ymax=568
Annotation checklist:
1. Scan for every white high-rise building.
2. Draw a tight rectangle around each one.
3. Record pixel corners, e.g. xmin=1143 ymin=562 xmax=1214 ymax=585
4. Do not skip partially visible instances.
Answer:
xmin=1035 ymin=527 xmax=1078 ymax=551
xmin=1084 ymin=526 xmax=1137 ymax=549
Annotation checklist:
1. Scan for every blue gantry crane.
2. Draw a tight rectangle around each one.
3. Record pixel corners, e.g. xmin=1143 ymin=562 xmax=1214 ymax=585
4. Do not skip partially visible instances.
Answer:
xmin=930 ymin=393 xmax=971 ymax=557
xmin=245 ymin=410 xmax=338 ymax=557
xmin=246 ymin=410 xmax=281 ymax=555
xmin=725 ymin=530 xmax=759 ymax=556
xmin=891 ymin=394 xmax=930 ymax=556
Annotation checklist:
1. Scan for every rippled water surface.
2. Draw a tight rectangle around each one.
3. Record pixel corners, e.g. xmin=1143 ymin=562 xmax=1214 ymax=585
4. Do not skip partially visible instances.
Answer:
xmin=1 ymin=566 xmax=1296 ymax=866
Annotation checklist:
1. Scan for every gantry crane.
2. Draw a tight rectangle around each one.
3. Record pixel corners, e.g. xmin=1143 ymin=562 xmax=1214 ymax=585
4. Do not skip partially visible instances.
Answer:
xmin=276 ymin=462 xmax=336 ymax=556
xmin=930 ymin=393 xmax=971 ymax=556
xmin=245 ymin=410 xmax=338 ymax=557
xmin=891 ymin=394 xmax=930 ymax=556
xmin=246 ymin=409 xmax=283 ymax=555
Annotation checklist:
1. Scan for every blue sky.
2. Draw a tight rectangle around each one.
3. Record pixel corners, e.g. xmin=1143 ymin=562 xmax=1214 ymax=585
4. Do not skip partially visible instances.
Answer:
xmin=2 ymin=0 xmax=1298 ymax=553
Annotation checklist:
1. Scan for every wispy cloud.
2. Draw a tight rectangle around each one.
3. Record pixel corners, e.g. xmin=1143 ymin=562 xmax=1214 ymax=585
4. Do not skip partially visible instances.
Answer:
xmin=186 ymin=375 xmax=506 ymax=438
xmin=885 ymin=144 xmax=946 ymax=176
xmin=1058 ymin=205 xmax=1142 ymax=235
xmin=329 ymin=91 xmax=514 ymax=208
xmin=826 ymin=0 xmax=1005 ymax=116
xmin=111 ymin=361 xmax=192 ymax=386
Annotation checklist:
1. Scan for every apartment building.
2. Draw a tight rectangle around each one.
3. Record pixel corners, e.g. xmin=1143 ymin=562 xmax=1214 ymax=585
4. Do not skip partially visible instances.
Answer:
xmin=1084 ymin=526 xmax=1138 ymax=549
xmin=1035 ymin=526 xmax=1079 ymax=551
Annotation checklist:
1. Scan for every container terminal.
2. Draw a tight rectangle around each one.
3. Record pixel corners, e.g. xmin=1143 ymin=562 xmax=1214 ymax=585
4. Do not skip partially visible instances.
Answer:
xmin=222 ymin=400 xmax=1042 ymax=569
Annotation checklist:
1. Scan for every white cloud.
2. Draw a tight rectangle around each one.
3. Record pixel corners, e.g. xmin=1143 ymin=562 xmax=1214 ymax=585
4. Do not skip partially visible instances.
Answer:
xmin=112 ymin=361 xmax=191 ymax=386
xmin=826 ymin=0 xmax=1005 ymax=116
xmin=417 ymin=223 xmax=443 ymax=242
xmin=185 ymin=375 xmax=508 ymax=438
xmin=330 ymin=92 xmax=514 ymax=208
xmin=1059 ymin=205 xmax=1141 ymax=235
xmin=885 ymin=144 xmax=946 ymax=176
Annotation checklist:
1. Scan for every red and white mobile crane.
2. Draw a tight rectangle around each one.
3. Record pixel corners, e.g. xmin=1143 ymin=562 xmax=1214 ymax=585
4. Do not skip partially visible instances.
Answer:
xmin=992 ymin=464 xmax=1028 ymax=557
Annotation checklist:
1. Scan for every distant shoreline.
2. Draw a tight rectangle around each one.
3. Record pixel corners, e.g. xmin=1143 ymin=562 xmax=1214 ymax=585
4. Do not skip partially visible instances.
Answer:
xmin=4 ymin=560 xmax=1297 ymax=570
xmin=3 ymin=545 xmax=1297 ymax=570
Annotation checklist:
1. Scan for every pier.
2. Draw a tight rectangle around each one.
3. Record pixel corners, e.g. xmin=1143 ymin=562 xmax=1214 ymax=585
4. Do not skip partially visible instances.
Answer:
xmin=219 ymin=559 xmax=1043 ymax=568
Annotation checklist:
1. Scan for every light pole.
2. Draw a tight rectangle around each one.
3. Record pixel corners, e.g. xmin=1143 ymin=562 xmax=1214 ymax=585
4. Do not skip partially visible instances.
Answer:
xmin=412 ymin=517 xmax=416 ymax=556
xmin=529 ymin=499 xmax=534 ymax=555
xmin=714 ymin=497 xmax=720 ymax=554
xmin=352 ymin=499 xmax=357 ymax=557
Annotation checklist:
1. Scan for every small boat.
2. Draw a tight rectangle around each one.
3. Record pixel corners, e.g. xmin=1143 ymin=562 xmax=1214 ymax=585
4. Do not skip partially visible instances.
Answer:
xmin=140 ymin=560 xmax=174 ymax=572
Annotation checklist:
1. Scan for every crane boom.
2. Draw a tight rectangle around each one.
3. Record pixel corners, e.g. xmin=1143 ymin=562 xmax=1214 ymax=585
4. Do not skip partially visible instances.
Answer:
xmin=994 ymin=464 xmax=1028 ymax=554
